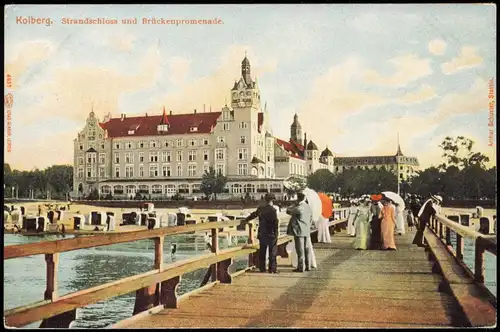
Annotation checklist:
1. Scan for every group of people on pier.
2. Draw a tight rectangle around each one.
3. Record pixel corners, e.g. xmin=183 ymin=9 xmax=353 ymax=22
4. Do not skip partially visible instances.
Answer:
xmin=242 ymin=191 xmax=444 ymax=274
xmin=347 ymin=193 xmax=443 ymax=251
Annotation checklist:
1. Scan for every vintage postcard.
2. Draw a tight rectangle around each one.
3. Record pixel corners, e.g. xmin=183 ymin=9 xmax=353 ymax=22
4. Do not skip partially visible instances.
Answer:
xmin=4 ymin=4 xmax=497 ymax=329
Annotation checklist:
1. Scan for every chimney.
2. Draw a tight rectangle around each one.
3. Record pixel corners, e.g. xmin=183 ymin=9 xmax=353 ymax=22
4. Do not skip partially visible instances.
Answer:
xmin=145 ymin=113 xmax=148 ymax=117
xmin=121 ymin=113 xmax=125 ymax=121
xmin=194 ymin=109 xmax=197 ymax=114
xmin=203 ymin=104 xmax=206 ymax=113
xmin=169 ymin=110 xmax=173 ymax=116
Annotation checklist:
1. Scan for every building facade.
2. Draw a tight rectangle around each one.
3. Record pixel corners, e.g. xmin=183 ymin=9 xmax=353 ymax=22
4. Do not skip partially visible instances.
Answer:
xmin=332 ymin=144 xmax=420 ymax=182
xmin=72 ymin=56 xmax=419 ymax=199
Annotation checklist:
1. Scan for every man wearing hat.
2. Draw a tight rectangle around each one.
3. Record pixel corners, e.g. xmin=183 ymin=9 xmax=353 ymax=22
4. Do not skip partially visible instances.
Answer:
xmin=286 ymin=192 xmax=313 ymax=272
xmin=412 ymin=194 xmax=442 ymax=247
xmin=243 ymin=193 xmax=280 ymax=273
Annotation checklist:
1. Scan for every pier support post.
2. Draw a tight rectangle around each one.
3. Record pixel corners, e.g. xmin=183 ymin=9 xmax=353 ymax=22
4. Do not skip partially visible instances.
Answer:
xmin=161 ymin=276 xmax=181 ymax=308
xmin=211 ymin=228 xmax=219 ymax=281
xmin=39 ymin=309 xmax=77 ymax=328
xmin=474 ymin=238 xmax=485 ymax=283
xmin=133 ymin=284 xmax=160 ymax=315
xmin=217 ymin=258 xmax=233 ymax=284
xmin=248 ymin=223 xmax=256 ymax=268
xmin=277 ymin=242 xmax=289 ymax=258
xmin=133 ymin=237 xmax=164 ymax=315
xmin=456 ymin=234 xmax=464 ymax=261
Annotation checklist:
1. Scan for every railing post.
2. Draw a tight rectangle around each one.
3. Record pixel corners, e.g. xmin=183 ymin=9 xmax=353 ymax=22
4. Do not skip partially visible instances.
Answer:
xmin=474 ymin=238 xmax=485 ymax=283
xmin=155 ymin=236 xmax=164 ymax=271
xmin=133 ymin=237 xmax=162 ymax=315
xmin=44 ymin=253 xmax=59 ymax=301
xmin=211 ymin=227 xmax=219 ymax=281
xmin=438 ymin=222 xmax=443 ymax=239
xmin=445 ymin=226 xmax=451 ymax=246
xmin=40 ymin=253 xmax=77 ymax=328
xmin=456 ymin=234 xmax=464 ymax=261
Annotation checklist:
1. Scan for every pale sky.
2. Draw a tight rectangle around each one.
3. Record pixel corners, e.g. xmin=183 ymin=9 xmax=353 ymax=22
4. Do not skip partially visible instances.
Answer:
xmin=4 ymin=4 xmax=497 ymax=170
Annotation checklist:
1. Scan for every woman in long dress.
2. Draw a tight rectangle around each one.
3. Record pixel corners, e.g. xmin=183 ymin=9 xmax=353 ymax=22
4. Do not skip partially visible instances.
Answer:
xmin=347 ymin=201 xmax=358 ymax=237
xmin=354 ymin=197 xmax=371 ymax=250
xmin=380 ymin=199 xmax=397 ymax=250
xmin=317 ymin=215 xmax=332 ymax=243
xmin=394 ymin=203 xmax=406 ymax=235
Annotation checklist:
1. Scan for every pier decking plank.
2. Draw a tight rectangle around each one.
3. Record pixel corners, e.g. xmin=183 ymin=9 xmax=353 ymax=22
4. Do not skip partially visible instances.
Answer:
xmin=120 ymin=231 xmax=459 ymax=328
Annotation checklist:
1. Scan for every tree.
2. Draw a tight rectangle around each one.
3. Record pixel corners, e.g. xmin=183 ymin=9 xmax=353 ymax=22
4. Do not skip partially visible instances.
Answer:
xmin=407 ymin=167 xmax=443 ymax=197
xmin=284 ymin=176 xmax=307 ymax=196
xmin=4 ymin=163 xmax=13 ymax=192
xmin=200 ymin=167 xmax=227 ymax=200
xmin=439 ymin=136 xmax=490 ymax=170
xmin=307 ymin=170 xmax=334 ymax=192
xmin=45 ymin=165 xmax=73 ymax=199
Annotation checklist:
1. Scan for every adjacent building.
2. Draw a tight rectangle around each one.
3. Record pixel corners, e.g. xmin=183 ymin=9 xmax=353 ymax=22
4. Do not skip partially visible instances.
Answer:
xmin=72 ymin=55 xmax=419 ymax=199
xmin=333 ymin=145 xmax=420 ymax=182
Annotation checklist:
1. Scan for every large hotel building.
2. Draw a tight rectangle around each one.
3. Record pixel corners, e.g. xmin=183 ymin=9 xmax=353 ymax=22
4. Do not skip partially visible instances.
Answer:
xmin=73 ymin=56 xmax=419 ymax=199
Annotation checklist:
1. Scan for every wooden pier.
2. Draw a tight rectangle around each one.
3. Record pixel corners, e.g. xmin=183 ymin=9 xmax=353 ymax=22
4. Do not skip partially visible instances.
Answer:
xmin=3 ymin=210 xmax=496 ymax=329
xmin=115 ymin=230 xmax=492 ymax=328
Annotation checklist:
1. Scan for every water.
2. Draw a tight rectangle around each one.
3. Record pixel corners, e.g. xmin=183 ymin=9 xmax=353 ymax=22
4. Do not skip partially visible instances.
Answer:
xmin=448 ymin=232 xmax=497 ymax=297
xmin=3 ymin=234 xmax=250 ymax=329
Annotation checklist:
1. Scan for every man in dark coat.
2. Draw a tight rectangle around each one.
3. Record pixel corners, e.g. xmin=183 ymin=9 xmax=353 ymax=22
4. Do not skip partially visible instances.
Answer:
xmin=410 ymin=197 xmax=422 ymax=227
xmin=412 ymin=195 xmax=441 ymax=247
xmin=243 ymin=193 xmax=280 ymax=273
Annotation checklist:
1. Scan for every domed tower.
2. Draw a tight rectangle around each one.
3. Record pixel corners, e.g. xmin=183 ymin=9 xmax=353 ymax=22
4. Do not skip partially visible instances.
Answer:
xmin=306 ymin=139 xmax=320 ymax=175
xmin=321 ymin=146 xmax=335 ymax=172
xmin=290 ymin=113 xmax=303 ymax=145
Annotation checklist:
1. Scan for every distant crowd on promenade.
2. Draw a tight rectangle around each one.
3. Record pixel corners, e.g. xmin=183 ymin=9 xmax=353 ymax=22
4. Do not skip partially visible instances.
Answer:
xmin=241 ymin=191 xmax=445 ymax=273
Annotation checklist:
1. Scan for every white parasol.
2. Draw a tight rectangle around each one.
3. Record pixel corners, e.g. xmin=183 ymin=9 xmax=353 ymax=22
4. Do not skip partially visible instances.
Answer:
xmin=382 ymin=191 xmax=405 ymax=210
xmin=303 ymin=188 xmax=322 ymax=222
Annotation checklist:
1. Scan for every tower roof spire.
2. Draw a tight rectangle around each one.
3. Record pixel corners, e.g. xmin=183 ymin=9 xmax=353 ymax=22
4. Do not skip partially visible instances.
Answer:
xmin=396 ymin=132 xmax=403 ymax=156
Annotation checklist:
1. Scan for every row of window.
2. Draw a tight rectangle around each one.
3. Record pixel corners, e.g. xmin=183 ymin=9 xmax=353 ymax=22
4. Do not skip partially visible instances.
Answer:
xmin=76 ymin=161 xmax=265 ymax=179
xmin=77 ymin=163 xmax=226 ymax=179
xmin=78 ymin=135 xmax=255 ymax=151
xmin=290 ymin=163 xmax=306 ymax=176
xmin=79 ymin=148 xmax=255 ymax=165
xmin=100 ymin=182 xmax=281 ymax=195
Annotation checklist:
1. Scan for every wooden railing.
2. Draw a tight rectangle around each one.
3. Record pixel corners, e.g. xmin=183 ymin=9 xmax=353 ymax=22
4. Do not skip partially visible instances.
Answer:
xmin=3 ymin=208 xmax=349 ymax=328
xmin=428 ymin=214 xmax=497 ymax=295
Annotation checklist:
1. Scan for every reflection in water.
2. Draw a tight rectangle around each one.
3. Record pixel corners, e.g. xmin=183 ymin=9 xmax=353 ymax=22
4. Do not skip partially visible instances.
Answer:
xmin=4 ymin=234 xmax=249 ymax=329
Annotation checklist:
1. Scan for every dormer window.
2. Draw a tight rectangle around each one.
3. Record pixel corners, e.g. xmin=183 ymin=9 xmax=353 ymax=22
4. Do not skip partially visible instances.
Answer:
xmin=128 ymin=124 xmax=140 ymax=135
xmin=157 ymin=124 xmax=169 ymax=133
xmin=190 ymin=126 xmax=198 ymax=132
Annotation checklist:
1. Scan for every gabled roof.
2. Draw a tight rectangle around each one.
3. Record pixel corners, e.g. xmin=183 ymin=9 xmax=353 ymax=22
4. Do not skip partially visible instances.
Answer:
xmin=160 ymin=108 xmax=170 ymax=125
xmin=100 ymin=112 xmax=221 ymax=138
xmin=276 ymin=138 xmax=304 ymax=160
xmin=289 ymin=139 xmax=305 ymax=152
xmin=251 ymin=156 xmax=265 ymax=164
